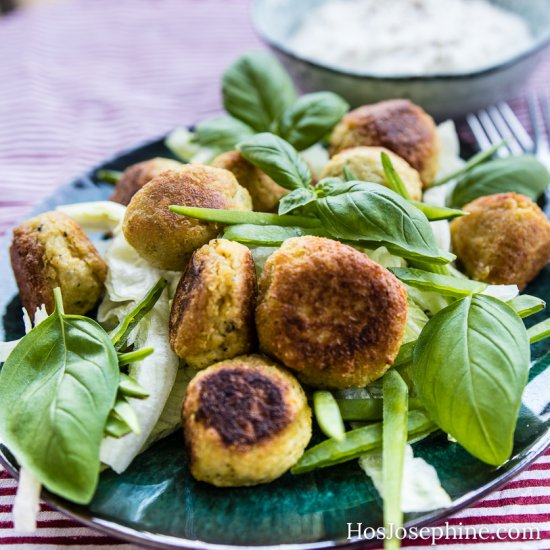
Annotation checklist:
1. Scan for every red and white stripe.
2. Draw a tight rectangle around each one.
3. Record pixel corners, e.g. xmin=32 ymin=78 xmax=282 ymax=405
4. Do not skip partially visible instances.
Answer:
xmin=0 ymin=0 xmax=549 ymax=548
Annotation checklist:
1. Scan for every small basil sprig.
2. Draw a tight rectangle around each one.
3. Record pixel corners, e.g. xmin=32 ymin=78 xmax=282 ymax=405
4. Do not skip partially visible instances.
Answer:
xmin=238 ymin=132 xmax=312 ymax=190
xmin=449 ymin=155 xmax=550 ymax=208
xmin=413 ymin=294 xmax=530 ymax=466
xmin=278 ymin=92 xmax=349 ymax=151
xmin=194 ymin=51 xmax=347 ymax=152
xmin=313 ymin=180 xmax=453 ymax=264
xmin=222 ymin=51 xmax=297 ymax=133
xmin=0 ymin=288 xmax=119 ymax=504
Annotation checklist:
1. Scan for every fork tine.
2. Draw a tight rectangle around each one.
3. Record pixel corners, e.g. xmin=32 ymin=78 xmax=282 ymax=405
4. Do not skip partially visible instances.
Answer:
xmin=467 ymin=114 xmax=493 ymax=152
xmin=527 ymin=94 xmax=544 ymax=155
xmin=477 ymin=109 xmax=511 ymax=157
xmin=539 ymin=92 xmax=550 ymax=142
xmin=496 ymin=102 xmax=534 ymax=152
xmin=487 ymin=106 xmax=524 ymax=155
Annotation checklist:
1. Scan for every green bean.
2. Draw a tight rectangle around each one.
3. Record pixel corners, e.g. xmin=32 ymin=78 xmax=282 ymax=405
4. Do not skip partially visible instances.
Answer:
xmin=383 ymin=370 xmax=408 ymax=550
xmin=528 ymin=318 xmax=550 ymax=344
xmin=337 ymin=396 xmax=423 ymax=421
xmin=508 ymin=294 xmax=546 ymax=318
xmin=429 ymin=140 xmax=505 ymax=187
xmin=410 ymin=201 xmax=467 ymax=221
xmin=313 ymin=391 xmax=345 ymax=440
xmin=118 ymin=373 xmax=149 ymax=399
xmin=381 ymin=152 xmax=411 ymax=200
xmin=169 ymin=205 xmax=322 ymax=228
xmin=291 ymin=410 xmax=435 ymax=474
xmin=118 ymin=346 xmax=154 ymax=366
xmin=96 ymin=169 xmax=123 ymax=184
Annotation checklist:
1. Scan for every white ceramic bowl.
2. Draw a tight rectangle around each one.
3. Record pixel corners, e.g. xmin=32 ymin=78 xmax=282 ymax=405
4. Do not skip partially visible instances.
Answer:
xmin=252 ymin=0 xmax=550 ymax=120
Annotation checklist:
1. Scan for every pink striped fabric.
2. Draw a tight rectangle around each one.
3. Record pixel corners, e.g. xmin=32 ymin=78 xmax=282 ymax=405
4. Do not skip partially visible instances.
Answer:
xmin=0 ymin=0 xmax=549 ymax=548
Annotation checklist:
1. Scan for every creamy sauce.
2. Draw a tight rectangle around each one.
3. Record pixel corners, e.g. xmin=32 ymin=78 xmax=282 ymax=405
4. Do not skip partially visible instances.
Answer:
xmin=288 ymin=0 xmax=534 ymax=76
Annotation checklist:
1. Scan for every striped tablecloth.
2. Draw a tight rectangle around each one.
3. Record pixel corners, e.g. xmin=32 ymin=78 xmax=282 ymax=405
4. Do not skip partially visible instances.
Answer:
xmin=0 ymin=0 xmax=549 ymax=548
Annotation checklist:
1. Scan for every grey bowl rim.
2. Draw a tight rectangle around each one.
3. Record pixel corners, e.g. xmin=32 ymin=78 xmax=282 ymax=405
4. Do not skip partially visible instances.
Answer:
xmin=251 ymin=0 xmax=550 ymax=82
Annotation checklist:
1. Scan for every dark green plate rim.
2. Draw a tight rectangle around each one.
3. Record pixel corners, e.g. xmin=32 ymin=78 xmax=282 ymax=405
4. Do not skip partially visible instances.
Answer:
xmin=0 ymin=133 xmax=549 ymax=549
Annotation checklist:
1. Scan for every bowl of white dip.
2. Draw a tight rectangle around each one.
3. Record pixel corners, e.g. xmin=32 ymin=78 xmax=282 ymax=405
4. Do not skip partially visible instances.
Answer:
xmin=251 ymin=0 xmax=550 ymax=119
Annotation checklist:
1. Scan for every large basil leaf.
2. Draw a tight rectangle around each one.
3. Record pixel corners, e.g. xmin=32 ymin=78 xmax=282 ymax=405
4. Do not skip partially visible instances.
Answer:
xmin=449 ymin=155 xmax=550 ymax=208
xmin=238 ymin=132 xmax=312 ymax=190
xmin=413 ymin=294 xmax=529 ymax=466
xmin=0 ymin=293 xmax=119 ymax=503
xmin=222 ymin=51 xmax=296 ymax=132
xmin=313 ymin=181 xmax=454 ymax=264
xmin=278 ymin=92 xmax=349 ymax=151
xmin=194 ymin=116 xmax=255 ymax=152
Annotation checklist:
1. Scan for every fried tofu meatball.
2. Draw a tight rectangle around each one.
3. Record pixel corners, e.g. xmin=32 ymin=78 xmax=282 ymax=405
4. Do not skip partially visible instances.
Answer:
xmin=451 ymin=192 xmax=550 ymax=290
xmin=256 ymin=236 xmax=408 ymax=389
xmin=109 ymin=157 xmax=183 ymax=206
xmin=122 ymin=165 xmax=252 ymax=270
xmin=183 ymin=354 xmax=311 ymax=487
xmin=170 ymin=239 xmax=256 ymax=369
xmin=212 ymin=151 xmax=287 ymax=212
xmin=10 ymin=211 xmax=107 ymax=317
xmin=328 ymin=99 xmax=440 ymax=186
xmin=320 ymin=146 xmax=422 ymax=200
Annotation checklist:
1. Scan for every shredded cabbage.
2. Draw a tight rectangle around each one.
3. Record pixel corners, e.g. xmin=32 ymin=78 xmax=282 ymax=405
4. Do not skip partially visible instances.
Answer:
xmin=165 ymin=127 xmax=217 ymax=164
xmin=98 ymin=230 xmax=182 ymax=473
xmin=56 ymin=201 xmax=126 ymax=233
xmin=301 ymin=143 xmax=329 ymax=180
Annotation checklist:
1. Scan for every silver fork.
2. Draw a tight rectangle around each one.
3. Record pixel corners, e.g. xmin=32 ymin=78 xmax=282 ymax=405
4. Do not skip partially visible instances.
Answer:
xmin=467 ymin=95 xmax=550 ymax=170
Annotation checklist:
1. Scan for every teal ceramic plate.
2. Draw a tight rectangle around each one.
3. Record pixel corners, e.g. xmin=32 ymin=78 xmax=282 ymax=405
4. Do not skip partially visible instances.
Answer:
xmin=0 ymin=136 xmax=549 ymax=549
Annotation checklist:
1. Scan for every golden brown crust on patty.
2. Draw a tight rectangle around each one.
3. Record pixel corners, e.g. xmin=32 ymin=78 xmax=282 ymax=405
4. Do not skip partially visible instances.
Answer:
xmin=110 ymin=157 xmax=183 ymax=205
xmin=183 ymin=355 xmax=311 ymax=486
xmin=10 ymin=211 xmax=107 ymax=317
xmin=122 ymin=164 xmax=252 ymax=270
xmin=212 ymin=150 xmax=287 ymax=212
xmin=169 ymin=239 xmax=257 ymax=368
xmin=320 ymin=146 xmax=423 ymax=200
xmin=256 ymin=236 xmax=408 ymax=389
xmin=328 ymin=99 xmax=440 ymax=186
xmin=451 ymin=192 xmax=550 ymax=290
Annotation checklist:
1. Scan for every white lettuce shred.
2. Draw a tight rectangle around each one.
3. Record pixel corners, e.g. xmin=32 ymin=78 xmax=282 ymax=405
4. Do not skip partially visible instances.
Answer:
xmin=13 ymin=469 xmax=41 ymax=532
xmin=11 ymin=305 xmax=49 ymax=532
xmin=98 ymin=224 xmax=182 ymax=474
xmin=364 ymin=246 xmax=406 ymax=269
xmin=142 ymin=366 xmax=198 ymax=451
xmin=301 ymin=143 xmax=330 ymax=180
xmin=359 ymin=445 xmax=452 ymax=513
xmin=56 ymin=201 xmax=126 ymax=233
xmin=482 ymin=284 xmax=519 ymax=302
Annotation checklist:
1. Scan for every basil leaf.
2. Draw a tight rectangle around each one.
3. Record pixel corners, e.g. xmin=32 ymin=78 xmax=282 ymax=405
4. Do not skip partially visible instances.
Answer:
xmin=278 ymin=92 xmax=349 ymax=151
xmin=313 ymin=181 xmax=454 ymax=265
xmin=413 ymin=294 xmax=530 ymax=465
xmin=222 ymin=51 xmax=296 ymax=132
xmin=390 ymin=267 xmax=487 ymax=297
xmin=238 ymin=133 xmax=312 ymax=190
xmin=194 ymin=116 xmax=255 ymax=152
xmin=278 ymin=188 xmax=317 ymax=215
xmin=224 ymin=224 xmax=329 ymax=246
xmin=449 ymin=155 xmax=550 ymax=208
xmin=0 ymin=290 xmax=119 ymax=503
xmin=508 ymin=294 xmax=546 ymax=318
